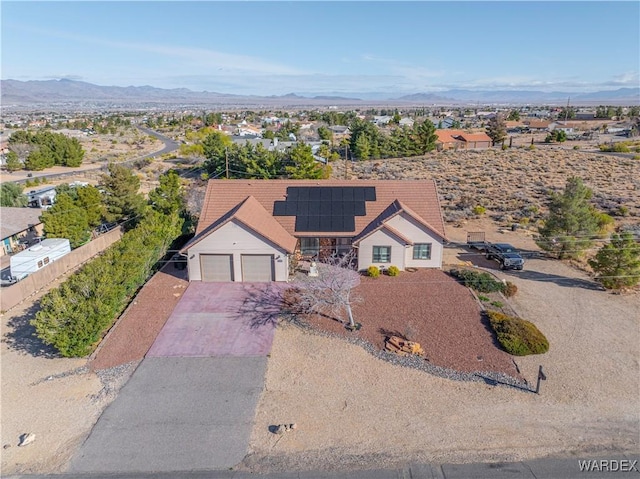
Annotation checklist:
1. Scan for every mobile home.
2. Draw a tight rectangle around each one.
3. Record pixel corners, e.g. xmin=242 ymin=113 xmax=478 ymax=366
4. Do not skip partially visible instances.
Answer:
xmin=10 ymin=238 xmax=71 ymax=281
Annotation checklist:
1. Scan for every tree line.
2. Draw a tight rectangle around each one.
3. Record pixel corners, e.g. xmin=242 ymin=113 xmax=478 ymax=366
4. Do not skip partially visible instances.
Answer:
xmin=31 ymin=169 xmax=187 ymax=357
xmin=7 ymin=130 xmax=85 ymax=171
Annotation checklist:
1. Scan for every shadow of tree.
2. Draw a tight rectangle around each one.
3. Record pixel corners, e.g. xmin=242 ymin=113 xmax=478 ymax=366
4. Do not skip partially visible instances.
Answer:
xmin=502 ymin=269 xmax=603 ymax=291
xmin=2 ymin=302 xmax=60 ymax=358
xmin=234 ymin=283 xmax=303 ymax=329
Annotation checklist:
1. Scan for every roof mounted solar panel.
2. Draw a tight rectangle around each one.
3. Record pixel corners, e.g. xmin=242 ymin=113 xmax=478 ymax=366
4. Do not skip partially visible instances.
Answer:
xmin=275 ymin=186 xmax=376 ymax=232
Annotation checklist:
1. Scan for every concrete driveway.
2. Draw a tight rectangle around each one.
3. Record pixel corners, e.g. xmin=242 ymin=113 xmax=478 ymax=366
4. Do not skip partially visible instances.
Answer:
xmin=147 ymin=282 xmax=281 ymax=357
xmin=70 ymin=282 xmax=286 ymax=474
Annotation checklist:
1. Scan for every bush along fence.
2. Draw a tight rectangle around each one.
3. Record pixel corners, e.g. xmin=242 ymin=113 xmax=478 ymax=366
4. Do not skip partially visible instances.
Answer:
xmin=31 ymin=209 xmax=184 ymax=357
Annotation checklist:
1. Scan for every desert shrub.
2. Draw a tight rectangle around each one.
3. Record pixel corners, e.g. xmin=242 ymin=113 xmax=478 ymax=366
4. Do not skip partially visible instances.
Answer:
xmin=573 ymin=145 xmax=580 ymax=150
xmin=503 ymin=281 xmax=518 ymax=297
xmin=450 ymin=268 xmax=504 ymax=293
xmin=387 ymin=265 xmax=400 ymax=276
xmin=472 ymin=205 xmax=486 ymax=215
xmin=367 ymin=265 xmax=380 ymax=278
xmin=487 ymin=311 xmax=549 ymax=356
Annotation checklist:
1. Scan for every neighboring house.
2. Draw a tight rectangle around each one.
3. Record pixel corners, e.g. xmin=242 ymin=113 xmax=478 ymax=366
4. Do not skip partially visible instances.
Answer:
xmin=435 ymin=130 xmax=492 ymax=150
xmin=27 ymin=185 xmax=57 ymax=208
xmin=373 ymin=116 xmax=393 ymax=126
xmin=182 ymin=179 xmax=447 ymax=282
xmin=0 ymin=207 xmax=44 ymax=256
xmin=399 ymin=118 xmax=415 ymax=128
xmin=525 ymin=120 xmax=552 ymax=131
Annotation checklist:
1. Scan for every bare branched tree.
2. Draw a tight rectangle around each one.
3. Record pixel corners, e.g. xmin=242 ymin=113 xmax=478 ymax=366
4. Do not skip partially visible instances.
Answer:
xmin=295 ymin=251 xmax=362 ymax=328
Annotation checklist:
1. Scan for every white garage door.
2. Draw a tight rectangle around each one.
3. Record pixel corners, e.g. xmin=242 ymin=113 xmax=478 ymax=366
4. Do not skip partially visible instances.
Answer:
xmin=200 ymin=254 xmax=233 ymax=282
xmin=241 ymin=255 xmax=274 ymax=282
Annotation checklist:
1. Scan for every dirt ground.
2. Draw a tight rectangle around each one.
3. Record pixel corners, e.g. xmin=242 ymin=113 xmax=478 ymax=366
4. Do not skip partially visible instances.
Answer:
xmin=243 ymin=219 xmax=639 ymax=472
xmin=0 ymin=271 xmax=122 ymax=475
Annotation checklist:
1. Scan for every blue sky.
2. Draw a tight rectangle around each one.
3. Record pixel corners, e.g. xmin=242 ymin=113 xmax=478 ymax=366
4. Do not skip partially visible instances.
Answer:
xmin=2 ymin=1 xmax=638 ymax=96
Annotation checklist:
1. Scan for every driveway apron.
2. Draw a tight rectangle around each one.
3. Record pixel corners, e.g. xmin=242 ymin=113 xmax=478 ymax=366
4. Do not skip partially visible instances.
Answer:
xmin=69 ymin=282 xmax=283 ymax=473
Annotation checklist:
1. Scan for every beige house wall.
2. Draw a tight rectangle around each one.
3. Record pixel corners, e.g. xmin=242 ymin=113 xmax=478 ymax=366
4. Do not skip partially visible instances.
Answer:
xmin=186 ymin=220 xmax=289 ymax=282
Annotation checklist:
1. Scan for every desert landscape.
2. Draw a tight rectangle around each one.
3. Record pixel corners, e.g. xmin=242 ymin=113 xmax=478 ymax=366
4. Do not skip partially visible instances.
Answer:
xmin=1 ymin=143 xmax=638 ymax=475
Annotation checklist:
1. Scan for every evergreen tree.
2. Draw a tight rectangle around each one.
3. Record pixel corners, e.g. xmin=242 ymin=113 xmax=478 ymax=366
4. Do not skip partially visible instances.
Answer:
xmin=486 ymin=114 xmax=507 ymax=145
xmin=537 ymin=177 xmax=600 ymax=259
xmin=101 ymin=163 xmax=146 ymax=223
xmin=589 ymin=232 xmax=640 ymax=290
xmin=5 ymin=151 xmax=22 ymax=172
xmin=413 ymin=119 xmax=438 ymax=154
xmin=40 ymin=193 xmax=90 ymax=248
xmin=76 ymin=185 xmax=105 ymax=227
xmin=148 ymin=171 xmax=185 ymax=216
xmin=1 ymin=182 xmax=28 ymax=207
xmin=285 ymin=143 xmax=324 ymax=179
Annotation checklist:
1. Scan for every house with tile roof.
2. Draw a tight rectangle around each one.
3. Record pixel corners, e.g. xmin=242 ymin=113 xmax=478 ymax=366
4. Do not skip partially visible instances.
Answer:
xmin=435 ymin=130 xmax=492 ymax=150
xmin=182 ymin=179 xmax=447 ymax=282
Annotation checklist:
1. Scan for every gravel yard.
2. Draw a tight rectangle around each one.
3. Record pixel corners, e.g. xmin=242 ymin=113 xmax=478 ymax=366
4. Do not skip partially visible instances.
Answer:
xmin=243 ymin=222 xmax=639 ymax=473
xmin=305 ymin=269 xmax=521 ymax=379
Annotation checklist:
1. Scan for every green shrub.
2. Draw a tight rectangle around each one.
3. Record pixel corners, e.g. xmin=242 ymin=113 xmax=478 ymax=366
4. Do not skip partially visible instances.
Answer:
xmin=503 ymin=281 xmax=518 ymax=297
xmin=450 ymin=268 xmax=504 ymax=293
xmin=490 ymin=300 xmax=504 ymax=308
xmin=478 ymin=295 xmax=490 ymax=302
xmin=32 ymin=210 xmax=183 ymax=357
xmin=387 ymin=265 xmax=400 ymax=276
xmin=367 ymin=266 xmax=380 ymax=278
xmin=487 ymin=311 xmax=549 ymax=356
xmin=472 ymin=205 xmax=486 ymax=215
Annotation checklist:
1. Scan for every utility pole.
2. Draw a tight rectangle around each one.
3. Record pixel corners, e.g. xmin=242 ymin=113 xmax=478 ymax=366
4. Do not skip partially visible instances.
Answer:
xmin=344 ymin=144 xmax=349 ymax=180
xmin=564 ymin=97 xmax=570 ymax=122
xmin=225 ymin=147 xmax=229 ymax=179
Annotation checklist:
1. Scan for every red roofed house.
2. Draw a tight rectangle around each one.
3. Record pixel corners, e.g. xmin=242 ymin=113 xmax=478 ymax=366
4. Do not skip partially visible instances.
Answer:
xmin=435 ymin=130 xmax=492 ymax=150
xmin=182 ymin=179 xmax=447 ymax=282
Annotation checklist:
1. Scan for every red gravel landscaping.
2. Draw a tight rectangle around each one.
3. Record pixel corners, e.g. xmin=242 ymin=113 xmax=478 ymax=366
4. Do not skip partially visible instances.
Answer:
xmin=306 ymin=268 xmax=520 ymax=378
xmin=89 ymin=264 xmax=188 ymax=370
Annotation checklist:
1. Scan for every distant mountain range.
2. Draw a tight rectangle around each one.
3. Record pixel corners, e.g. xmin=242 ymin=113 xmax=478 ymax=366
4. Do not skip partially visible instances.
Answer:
xmin=1 ymin=79 xmax=638 ymax=108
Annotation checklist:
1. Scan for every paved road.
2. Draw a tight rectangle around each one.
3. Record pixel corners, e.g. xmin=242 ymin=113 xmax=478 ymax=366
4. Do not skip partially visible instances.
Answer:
xmin=11 ymin=454 xmax=640 ymax=478
xmin=0 ymin=126 xmax=179 ymax=184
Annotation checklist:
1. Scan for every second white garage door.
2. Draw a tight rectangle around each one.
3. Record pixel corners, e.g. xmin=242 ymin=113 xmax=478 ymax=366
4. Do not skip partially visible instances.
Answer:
xmin=241 ymin=254 xmax=274 ymax=282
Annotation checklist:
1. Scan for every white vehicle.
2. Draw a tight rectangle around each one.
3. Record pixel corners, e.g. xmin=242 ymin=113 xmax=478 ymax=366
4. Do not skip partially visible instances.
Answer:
xmin=10 ymin=238 xmax=71 ymax=281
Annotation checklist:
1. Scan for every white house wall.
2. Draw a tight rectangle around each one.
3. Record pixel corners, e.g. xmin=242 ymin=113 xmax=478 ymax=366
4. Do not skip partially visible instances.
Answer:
xmin=358 ymin=229 xmax=406 ymax=271
xmin=187 ymin=220 xmax=289 ymax=281
xmin=386 ymin=213 xmax=443 ymax=268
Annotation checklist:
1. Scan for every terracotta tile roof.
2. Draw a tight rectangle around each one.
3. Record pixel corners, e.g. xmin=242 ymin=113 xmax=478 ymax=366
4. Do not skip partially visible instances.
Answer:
xmin=195 ymin=179 xmax=446 ymax=241
xmin=457 ymin=132 xmax=492 ymax=143
xmin=435 ymin=129 xmax=464 ymax=144
xmin=185 ymin=195 xmax=297 ymax=253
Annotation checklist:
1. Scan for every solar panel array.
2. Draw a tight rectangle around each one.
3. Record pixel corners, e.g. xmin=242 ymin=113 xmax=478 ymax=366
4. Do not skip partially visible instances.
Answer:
xmin=273 ymin=186 xmax=376 ymax=232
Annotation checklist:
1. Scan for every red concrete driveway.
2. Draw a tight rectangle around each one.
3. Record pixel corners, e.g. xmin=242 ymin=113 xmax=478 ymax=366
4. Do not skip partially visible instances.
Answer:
xmin=147 ymin=282 xmax=286 ymax=357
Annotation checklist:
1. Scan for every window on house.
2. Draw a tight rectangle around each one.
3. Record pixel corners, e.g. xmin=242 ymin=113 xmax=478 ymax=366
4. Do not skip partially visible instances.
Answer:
xmin=300 ymin=237 xmax=320 ymax=256
xmin=44 ymin=257 xmax=50 ymax=264
xmin=413 ymin=243 xmax=432 ymax=260
xmin=372 ymin=246 xmax=391 ymax=263
xmin=37 ymin=260 xmax=43 ymax=268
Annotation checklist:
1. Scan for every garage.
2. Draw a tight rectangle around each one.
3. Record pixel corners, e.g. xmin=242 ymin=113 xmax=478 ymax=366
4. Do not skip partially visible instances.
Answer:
xmin=241 ymin=254 xmax=274 ymax=282
xmin=200 ymin=254 xmax=234 ymax=282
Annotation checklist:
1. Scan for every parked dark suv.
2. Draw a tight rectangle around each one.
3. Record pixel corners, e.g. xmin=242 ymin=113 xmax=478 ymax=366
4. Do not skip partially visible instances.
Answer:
xmin=486 ymin=243 xmax=525 ymax=270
